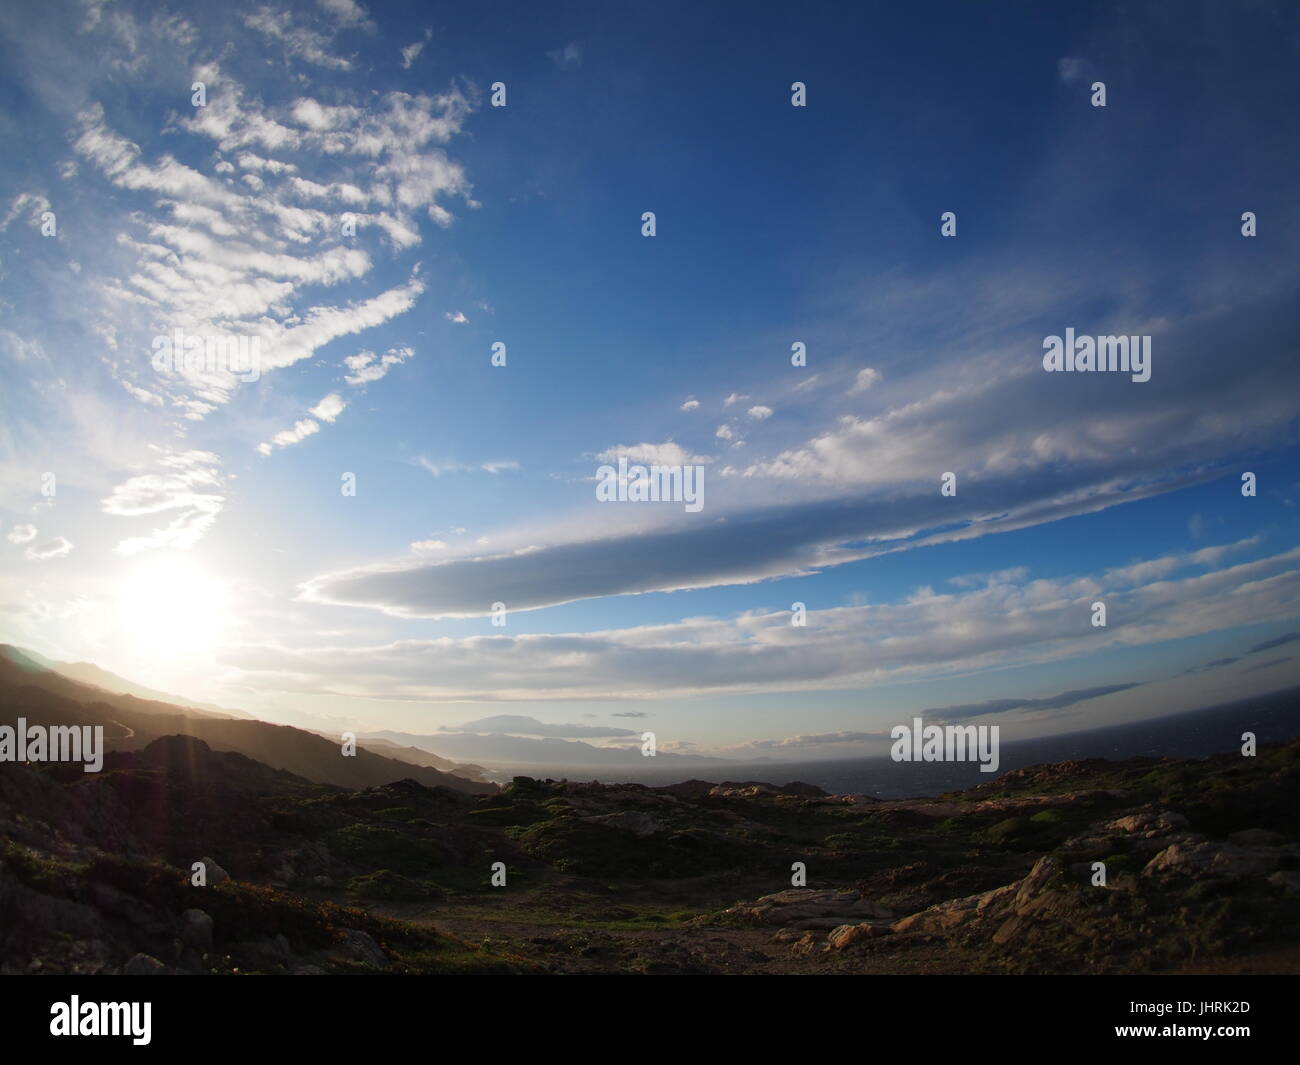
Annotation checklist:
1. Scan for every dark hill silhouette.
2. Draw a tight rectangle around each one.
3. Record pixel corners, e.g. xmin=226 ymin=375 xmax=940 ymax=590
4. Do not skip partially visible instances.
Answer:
xmin=0 ymin=646 xmax=495 ymax=795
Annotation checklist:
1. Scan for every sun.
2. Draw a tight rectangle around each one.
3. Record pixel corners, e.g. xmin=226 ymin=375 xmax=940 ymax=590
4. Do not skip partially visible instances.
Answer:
xmin=113 ymin=556 xmax=234 ymax=664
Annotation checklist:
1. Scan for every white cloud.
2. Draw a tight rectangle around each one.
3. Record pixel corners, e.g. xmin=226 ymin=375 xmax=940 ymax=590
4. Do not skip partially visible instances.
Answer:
xmin=317 ymin=0 xmax=373 ymax=29
xmin=444 ymin=310 xmax=468 ymax=323
xmin=416 ymin=457 xmax=519 ymax=477
xmin=7 ymin=524 xmax=37 ymax=544
xmin=25 ymin=537 xmax=73 ymax=561
xmin=309 ymin=392 xmax=346 ymax=423
xmin=747 ymin=405 xmax=773 ymax=421
xmin=680 ymin=398 xmax=699 ymax=412
xmin=0 ymin=192 xmax=51 ymax=232
xmin=850 ymin=367 xmax=881 ymax=393
xmin=266 ymin=544 xmax=1300 ymax=699
xmin=103 ymin=450 xmax=226 ymax=554
xmin=343 ymin=346 xmax=413 ymax=385
xmin=548 ymin=42 xmax=582 ymax=69
xmin=1057 ymin=57 xmax=1087 ymax=84
xmin=401 ymin=28 xmax=431 ymax=69
xmin=258 ymin=419 xmax=320 ymax=456
xmin=243 ymin=7 xmax=354 ymax=70
xmin=595 ymin=442 xmax=710 ymax=466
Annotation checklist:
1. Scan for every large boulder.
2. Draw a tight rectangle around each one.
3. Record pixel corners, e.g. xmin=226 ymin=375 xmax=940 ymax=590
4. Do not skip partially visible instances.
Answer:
xmin=1142 ymin=841 xmax=1279 ymax=880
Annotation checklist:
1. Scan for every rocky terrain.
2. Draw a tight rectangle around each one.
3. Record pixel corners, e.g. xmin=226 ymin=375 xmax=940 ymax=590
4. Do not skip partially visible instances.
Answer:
xmin=2 ymin=727 xmax=1299 ymax=975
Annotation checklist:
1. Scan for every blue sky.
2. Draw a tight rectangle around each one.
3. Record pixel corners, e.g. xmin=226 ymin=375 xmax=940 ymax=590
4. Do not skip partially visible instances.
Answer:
xmin=1 ymin=0 xmax=1298 ymax=765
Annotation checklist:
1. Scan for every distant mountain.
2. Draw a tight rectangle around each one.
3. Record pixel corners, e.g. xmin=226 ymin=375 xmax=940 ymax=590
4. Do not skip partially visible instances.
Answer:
xmin=347 ymin=735 xmax=493 ymax=783
xmin=0 ymin=645 xmax=496 ymax=795
xmin=362 ymin=728 xmax=729 ymax=770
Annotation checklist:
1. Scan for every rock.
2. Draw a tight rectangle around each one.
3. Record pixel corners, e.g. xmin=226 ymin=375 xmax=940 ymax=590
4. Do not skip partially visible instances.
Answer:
xmin=1106 ymin=810 xmax=1188 ymax=836
xmin=196 ymin=857 xmax=230 ymax=885
xmin=1230 ymin=828 xmax=1285 ymax=847
xmin=722 ymin=889 xmax=894 ymax=927
xmin=891 ymin=881 xmax=1016 ymax=935
xmin=1267 ymin=871 xmax=1300 ymax=895
xmin=992 ymin=914 xmax=1029 ymax=946
xmin=1012 ymin=856 xmax=1060 ymax=913
xmin=312 ymin=875 xmax=332 ymax=888
xmin=709 ymin=781 xmax=779 ymax=799
xmin=336 ymin=929 xmax=388 ymax=968
xmin=788 ymin=933 xmax=821 ymax=956
xmin=1142 ymin=841 xmax=1279 ymax=879
xmin=578 ymin=811 xmax=665 ymax=838
xmin=827 ymin=922 xmax=892 ymax=949
xmin=179 ymin=908 xmax=213 ymax=951
xmin=123 ymin=953 xmax=168 ymax=975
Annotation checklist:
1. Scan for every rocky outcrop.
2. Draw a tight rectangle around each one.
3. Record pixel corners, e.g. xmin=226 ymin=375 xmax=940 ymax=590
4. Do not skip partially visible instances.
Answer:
xmin=721 ymin=889 xmax=894 ymax=928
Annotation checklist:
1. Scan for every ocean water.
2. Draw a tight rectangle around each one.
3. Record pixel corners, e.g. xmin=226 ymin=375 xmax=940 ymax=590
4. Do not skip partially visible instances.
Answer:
xmin=517 ymin=687 xmax=1300 ymax=799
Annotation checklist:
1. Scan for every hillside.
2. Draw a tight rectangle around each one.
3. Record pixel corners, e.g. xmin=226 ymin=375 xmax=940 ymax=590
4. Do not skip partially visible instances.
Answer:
xmin=2 ymin=728 xmax=1297 ymax=974
xmin=0 ymin=646 xmax=495 ymax=796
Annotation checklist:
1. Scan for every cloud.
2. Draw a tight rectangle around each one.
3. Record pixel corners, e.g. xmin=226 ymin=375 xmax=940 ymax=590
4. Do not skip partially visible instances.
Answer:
xmin=1057 ymin=57 xmax=1088 ymax=85
xmin=747 ymin=405 xmax=773 ymax=421
xmin=24 ymin=537 xmax=73 ymax=561
xmin=1246 ymin=631 xmax=1299 ymax=655
xmin=6 ymin=524 xmax=37 ymax=544
xmin=1240 ymin=656 xmax=1291 ymax=675
xmin=680 ymin=398 xmax=699 ymax=411
xmin=548 ymin=42 xmax=582 ymax=69
xmin=103 ymin=450 xmax=226 ymax=554
xmin=1184 ymin=656 xmax=1239 ymax=675
xmin=924 ymin=683 xmax=1143 ymax=722
xmin=318 ymin=0 xmax=374 ymax=30
xmin=247 ymin=544 xmax=1300 ymax=701
xmin=723 ymin=393 xmax=749 ymax=407
xmin=401 ymin=29 xmax=431 ymax=69
xmin=849 ymin=367 xmax=881 ymax=393
xmin=243 ymin=7 xmax=354 ymax=70
xmin=735 ymin=730 xmax=884 ymax=751
xmin=309 ymin=392 xmax=346 ymax=423
xmin=594 ymin=442 xmax=710 ymax=467
xmin=0 ymin=192 xmax=51 ymax=232
xmin=416 ymin=457 xmax=519 ymax=476
xmin=343 ymin=346 xmax=413 ymax=386
xmin=444 ymin=310 xmax=468 ymax=323
xmin=441 ymin=715 xmax=637 ymax=739
xmin=257 ymin=393 xmax=345 ymax=455
xmin=67 ymin=64 xmax=471 ymax=418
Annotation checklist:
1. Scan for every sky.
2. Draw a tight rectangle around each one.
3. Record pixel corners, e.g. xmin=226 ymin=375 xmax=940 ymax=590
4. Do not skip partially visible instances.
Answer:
xmin=0 ymin=0 xmax=1298 ymax=766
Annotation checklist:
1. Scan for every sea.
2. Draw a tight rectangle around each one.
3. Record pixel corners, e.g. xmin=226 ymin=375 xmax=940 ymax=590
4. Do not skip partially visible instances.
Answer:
xmin=508 ymin=686 xmax=1300 ymax=799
